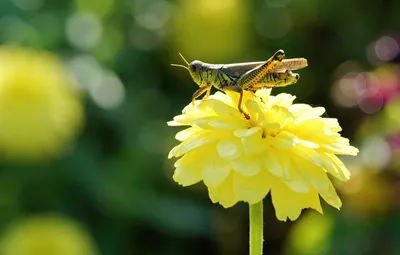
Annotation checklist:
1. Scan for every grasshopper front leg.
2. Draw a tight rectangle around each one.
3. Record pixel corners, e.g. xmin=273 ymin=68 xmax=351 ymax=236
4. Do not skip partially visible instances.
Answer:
xmin=236 ymin=49 xmax=285 ymax=90
xmin=192 ymin=85 xmax=212 ymax=106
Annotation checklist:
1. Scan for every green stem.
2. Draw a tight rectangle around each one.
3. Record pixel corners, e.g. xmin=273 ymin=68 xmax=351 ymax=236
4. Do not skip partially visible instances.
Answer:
xmin=249 ymin=200 xmax=263 ymax=255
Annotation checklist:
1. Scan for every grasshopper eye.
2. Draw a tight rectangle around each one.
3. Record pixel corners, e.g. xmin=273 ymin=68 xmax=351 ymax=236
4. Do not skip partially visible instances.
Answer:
xmin=189 ymin=63 xmax=197 ymax=72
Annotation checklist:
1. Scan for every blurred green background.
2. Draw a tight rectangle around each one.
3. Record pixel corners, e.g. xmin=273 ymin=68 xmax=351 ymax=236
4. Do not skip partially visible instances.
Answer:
xmin=0 ymin=0 xmax=400 ymax=254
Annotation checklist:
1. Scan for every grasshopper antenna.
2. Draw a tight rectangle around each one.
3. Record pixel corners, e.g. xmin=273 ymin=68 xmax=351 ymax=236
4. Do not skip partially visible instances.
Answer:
xmin=178 ymin=52 xmax=189 ymax=65
xmin=170 ymin=52 xmax=190 ymax=70
xmin=170 ymin=64 xmax=189 ymax=70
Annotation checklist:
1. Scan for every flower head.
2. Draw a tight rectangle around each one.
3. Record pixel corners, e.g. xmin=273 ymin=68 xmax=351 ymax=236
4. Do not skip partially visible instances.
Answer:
xmin=0 ymin=215 xmax=100 ymax=255
xmin=0 ymin=46 xmax=83 ymax=161
xmin=168 ymin=89 xmax=358 ymax=221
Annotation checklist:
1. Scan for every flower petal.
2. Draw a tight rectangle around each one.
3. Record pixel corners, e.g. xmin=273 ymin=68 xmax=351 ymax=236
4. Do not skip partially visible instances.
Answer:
xmin=195 ymin=99 xmax=217 ymax=113
xmin=208 ymin=173 xmax=238 ymax=208
xmin=270 ymin=93 xmax=296 ymax=108
xmin=263 ymin=148 xmax=310 ymax=192
xmin=294 ymin=107 xmax=326 ymax=122
xmin=267 ymin=106 xmax=294 ymax=126
xmin=241 ymin=131 xmax=268 ymax=155
xmin=208 ymin=119 xmax=245 ymax=129
xmin=271 ymin=130 xmax=298 ymax=149
xmin=217 ymin=137 xmax=243 ymax=160
xmin=291 ymin=155 xmax=330 ymax=190
xmin=262 ymin=147 xmax=291 ymax=180
xmin=193 ymin=116 xmax=243 ymax=130
xmin=290 ymin=118 xmax=325 ymax=140
xmin=226 ymin=90 xmax=257 ymax=113
xmin=321 ymin=141 xmax=359 ymax=155
xmin=202 ymin=149 xmax=231 ymax=187
xmin=209 ymin=91 xmax=230 ymax=102
xmin=291 ymin=144 xmax=322 ymax=166
xmin=233 ymin=170 xmax=271 ymax=204
xmin=168 ymin=113 xmax=197 ymax=126
xmin=255 ymin=88 xmax=272 ymax=100
xmin=288 ymin=104 xmax=312 ymax=116
xmin=323 ymin=118 xmax=342 ymax=132
xmin=169 ymin=130 xmax=224 ymax=158
xmin=320 ymin=153 xmax=351 ymax=181
xmin=246 ymin=100 xmax=266 ymax=123
xmin=203 ymin=164 xmax=231 ymax=188
xmin=167 ymin=120 xmax=183 ymax=126
xmin=211 ymin=98 xmax=243 ymax=119
xmin=281 ymin=160 xmax=310 ymax=193
xmin=173 ymin=146 xmax=210 ymax=186
xmin=271 ymin=182 xmax=323 ymax=221
xmin=317 ymin=179 xmax=342 ymax=209
xmin=283 ymin=172 xmax=310 ymax=193
xmin=175 ymin=126 xmax=201 ymax=141
xmin=231 ymin=155 xmax=263 ymax=176
xmin=233 ymin=127 xmax=262 ymax=138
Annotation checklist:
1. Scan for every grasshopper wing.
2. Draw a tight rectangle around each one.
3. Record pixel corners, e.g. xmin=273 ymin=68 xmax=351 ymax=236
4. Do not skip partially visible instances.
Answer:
xmin=220 ymin=58 xmax=307 ymax=78
xmin=272 ymin=58 xmax=308 ymax=72
xmin=221 ymin=61 xmax=266 ymax=78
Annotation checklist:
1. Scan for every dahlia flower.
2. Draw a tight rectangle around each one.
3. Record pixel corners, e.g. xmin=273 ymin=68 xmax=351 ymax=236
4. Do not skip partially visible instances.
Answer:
xmin=168 ymin=89 xmax=358 ymax=221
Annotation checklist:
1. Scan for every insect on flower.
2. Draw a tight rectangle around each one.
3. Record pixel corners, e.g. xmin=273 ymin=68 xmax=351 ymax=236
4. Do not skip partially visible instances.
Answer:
xmin=171 ymin=49 xmax=308 ymax=118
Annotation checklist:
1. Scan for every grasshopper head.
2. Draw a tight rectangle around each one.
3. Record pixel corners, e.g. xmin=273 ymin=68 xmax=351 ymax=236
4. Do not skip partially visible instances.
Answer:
xmin=171 ymin=53 xmax=204 ymax=87
xmin=276 ymin=72 xmax=300 ymax=88
xmin=188 ymin=60 xmax=203 ymax=86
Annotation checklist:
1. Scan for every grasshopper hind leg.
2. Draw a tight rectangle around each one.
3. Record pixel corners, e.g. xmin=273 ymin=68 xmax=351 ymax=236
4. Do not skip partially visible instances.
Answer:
xmin=273 ymin=49 xmax=285 ymax=61
xmin=236 ymin=49 xmax=286 ymax=90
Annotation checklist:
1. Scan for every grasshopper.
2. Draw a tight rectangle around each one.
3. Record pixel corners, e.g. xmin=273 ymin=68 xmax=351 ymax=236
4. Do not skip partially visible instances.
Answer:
xmin=171 ymin=49 xmax=307 ymax=118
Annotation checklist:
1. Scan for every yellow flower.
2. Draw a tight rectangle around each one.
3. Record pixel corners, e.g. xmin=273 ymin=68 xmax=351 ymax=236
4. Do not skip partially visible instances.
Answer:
xmin=341 ymin=171 xmax=393 ymax=216
xmin=172 ymin=0 xmax=249 ymax=61
xmin=285 ymin=212 xmax=334 ymax=255
xmin=0 ymin=215 xmax=100 ymax=255
xmin=0 ymin=46 xmax=83 ymax=161
xmin=168 ymin=89 xmax=358 ymax=221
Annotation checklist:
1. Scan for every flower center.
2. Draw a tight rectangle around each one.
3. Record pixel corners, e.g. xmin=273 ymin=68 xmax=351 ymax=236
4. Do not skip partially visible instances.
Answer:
xmin=261 ymin=123 xmax=282 ymax=139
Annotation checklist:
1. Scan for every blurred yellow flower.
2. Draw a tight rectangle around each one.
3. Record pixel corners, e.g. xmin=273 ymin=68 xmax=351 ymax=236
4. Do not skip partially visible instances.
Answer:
xmin=168 ymin=89 xmax=358 ymax=221
xmin=172 ymin=0 xmax=249 ymax=61
xmin=341 ymin=171 xmax=393 ymax=216
xmin=0 ymin=215 xmax=100 ymax=255
xmin=284 ymin=212 xmax=334 ymax=255
xmin=0 ymin=46 xmax=83 ymax=161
